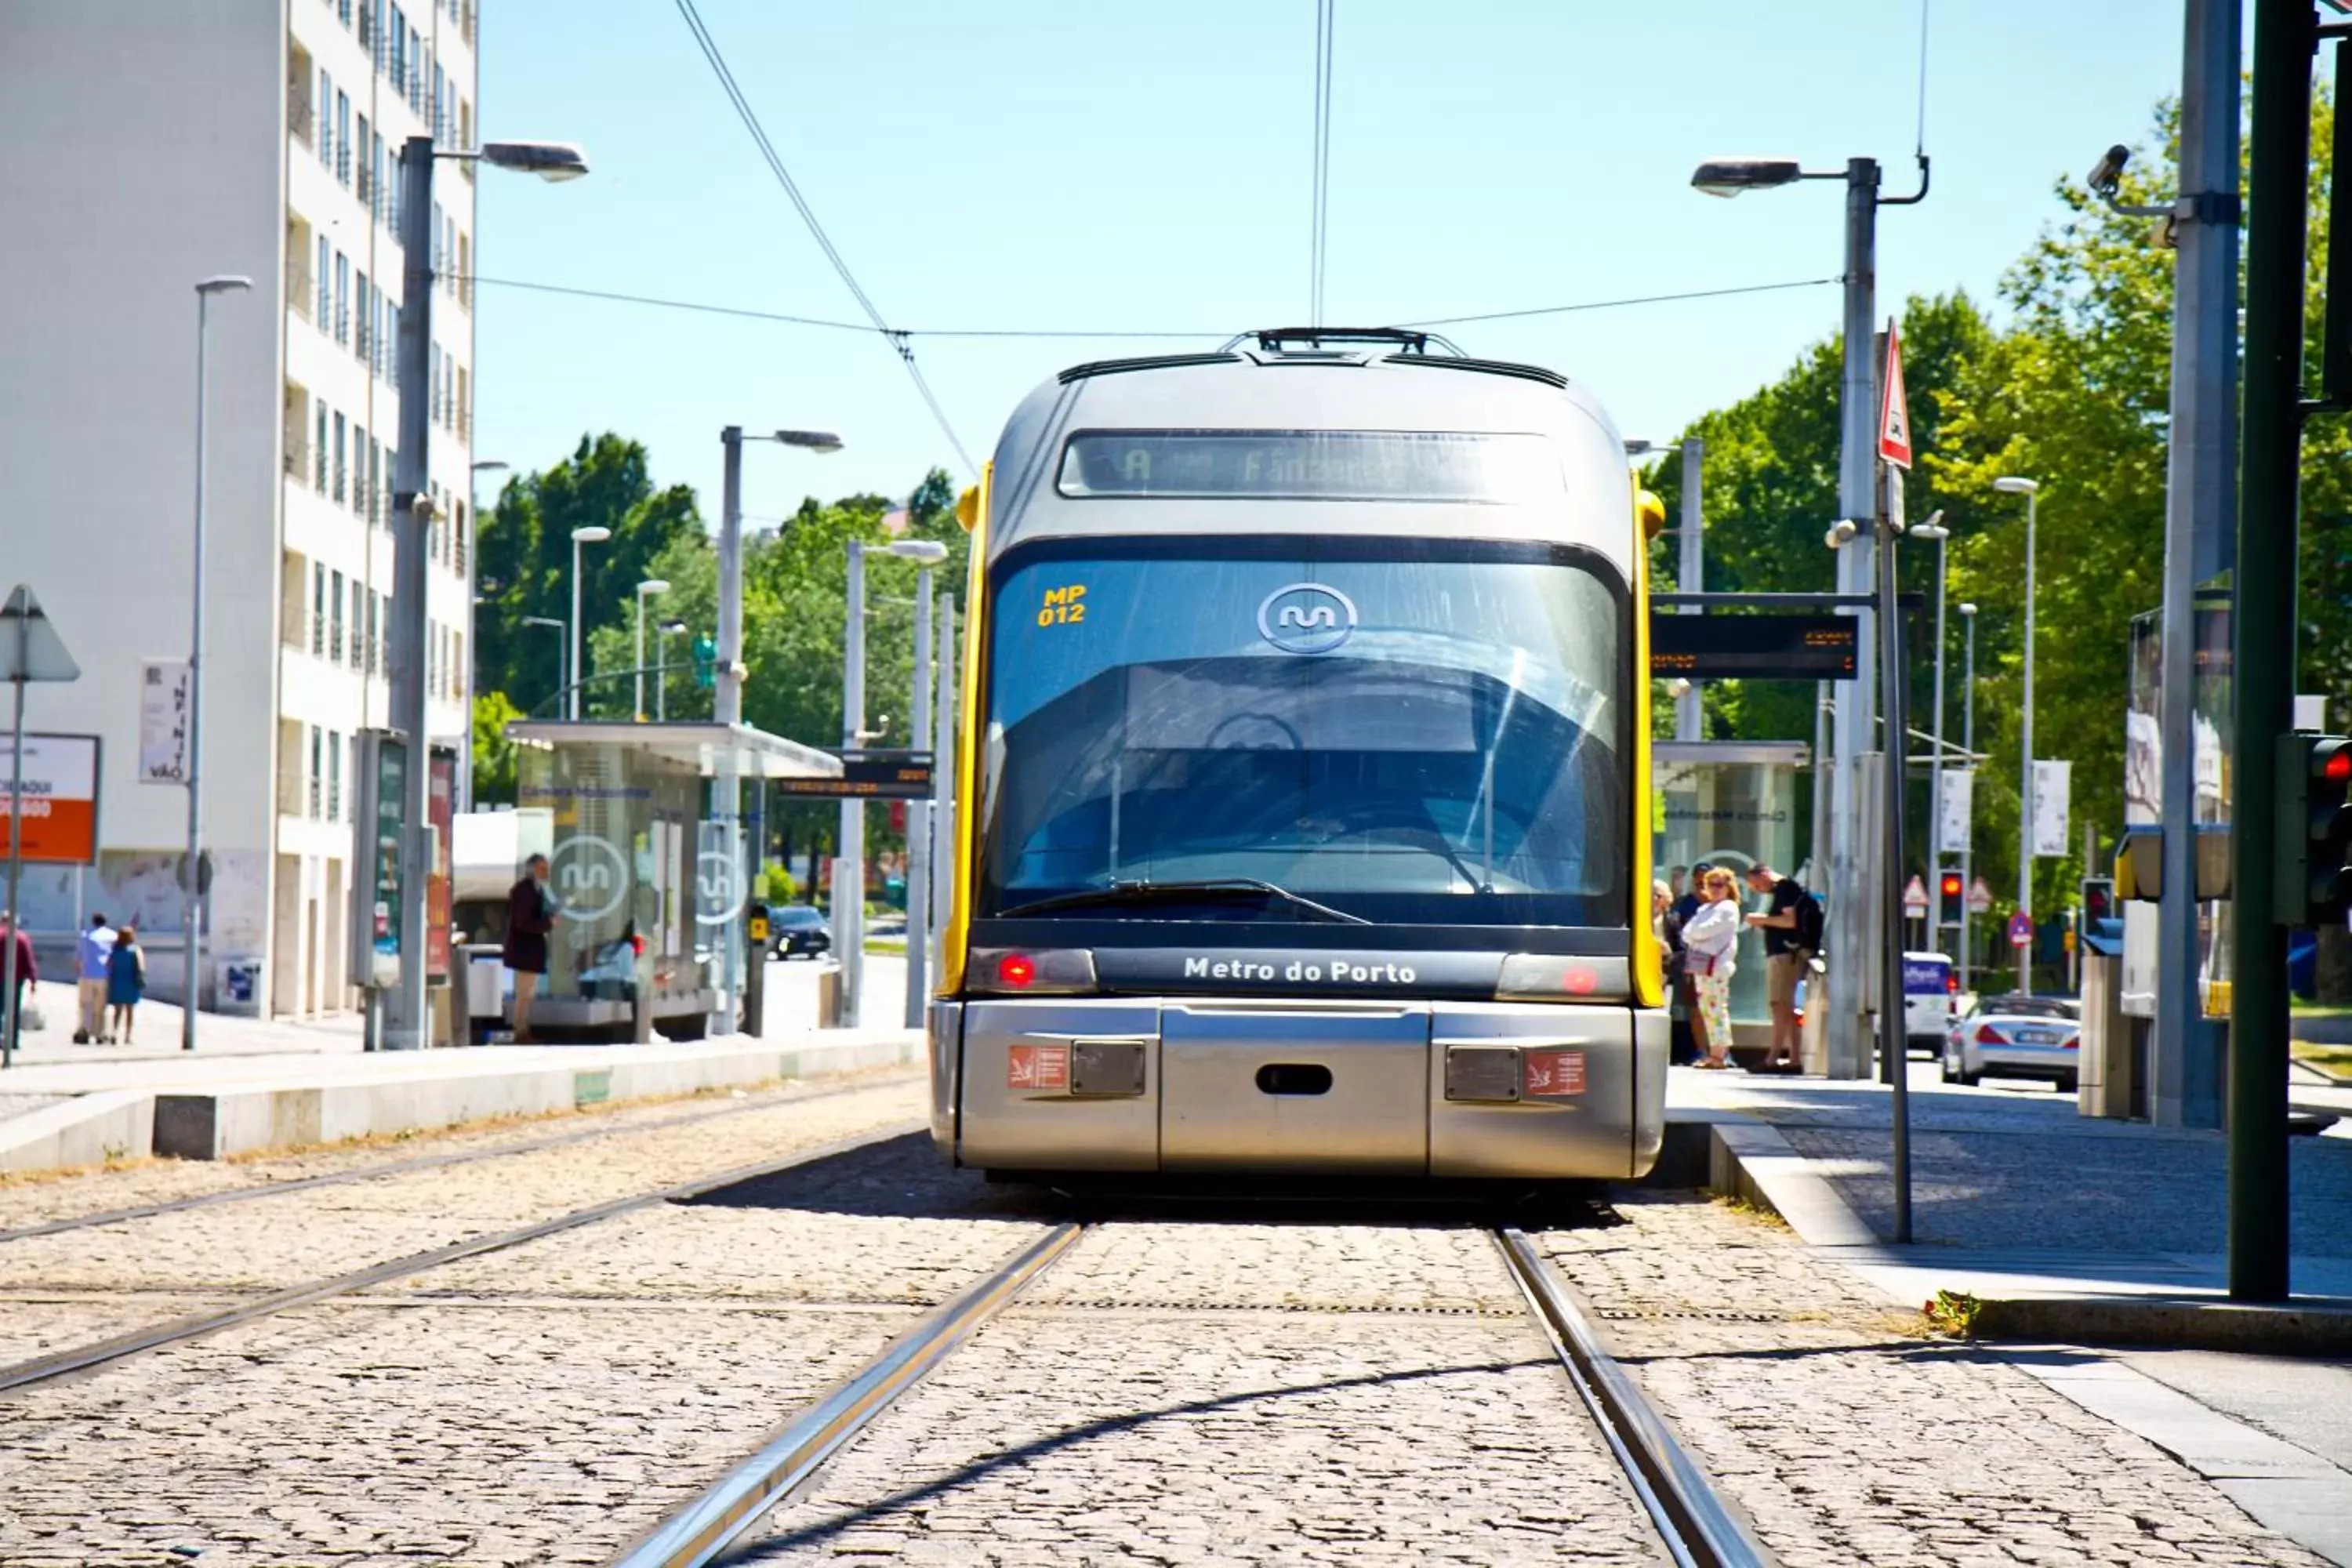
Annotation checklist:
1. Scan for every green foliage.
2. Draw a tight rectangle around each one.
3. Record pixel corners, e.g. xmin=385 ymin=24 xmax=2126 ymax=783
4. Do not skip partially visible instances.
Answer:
xmin=470 ymin=690 xmax=524 ymax=804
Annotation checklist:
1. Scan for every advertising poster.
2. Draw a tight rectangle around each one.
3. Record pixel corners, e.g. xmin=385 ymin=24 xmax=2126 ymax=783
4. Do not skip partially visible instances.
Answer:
xmin=0 ymin=732 xmax=100 ymax=864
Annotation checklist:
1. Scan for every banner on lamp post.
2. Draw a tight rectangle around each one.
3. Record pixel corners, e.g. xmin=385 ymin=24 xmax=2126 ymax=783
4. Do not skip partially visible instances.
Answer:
xmin=1936 ymin=769 xmax=1973 ymax=855
xmin=138 ymin=659 xmax=191 ymax=784
xmin=2031 ymin=760 xmax=2072 ymax=858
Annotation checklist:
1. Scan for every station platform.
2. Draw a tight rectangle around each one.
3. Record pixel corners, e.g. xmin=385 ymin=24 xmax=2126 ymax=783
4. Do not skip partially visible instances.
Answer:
xmin=0 ymin=957 xmax=920 ymax=1175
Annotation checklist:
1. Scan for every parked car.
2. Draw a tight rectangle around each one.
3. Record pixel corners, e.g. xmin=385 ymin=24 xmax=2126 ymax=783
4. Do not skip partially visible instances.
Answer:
xmin=768 ymin=904 xmax=832 ymax=960
xmin=1904 ymin=950 xmax=1958 ymax=1056
xmin=1943 ymin=994 xmax=2083 ymax=1090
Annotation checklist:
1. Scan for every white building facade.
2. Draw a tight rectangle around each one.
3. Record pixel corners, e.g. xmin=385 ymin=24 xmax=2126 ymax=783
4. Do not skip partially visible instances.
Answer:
xmin=0 ymin=0 xmax=480 ymax=1018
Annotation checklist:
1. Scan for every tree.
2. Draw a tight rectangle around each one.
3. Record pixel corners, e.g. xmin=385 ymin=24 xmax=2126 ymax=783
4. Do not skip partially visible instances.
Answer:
xmin=474 ymin=434 xmax=702 ymax=717
xmin=470 ymin=690 xmax=524 ymax=804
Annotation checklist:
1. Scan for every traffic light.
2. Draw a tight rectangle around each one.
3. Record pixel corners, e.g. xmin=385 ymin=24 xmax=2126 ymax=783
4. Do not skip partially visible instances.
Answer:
xmin=1938 ymin=870 xmax=1965 ymax=926
xmin=2274 ymin=732 xmax=2352 ymax=924
xmin=691 ymin=634 xmax=717 ymax=689
xmin=2080 ymin=876 xmax=2114 ymax=929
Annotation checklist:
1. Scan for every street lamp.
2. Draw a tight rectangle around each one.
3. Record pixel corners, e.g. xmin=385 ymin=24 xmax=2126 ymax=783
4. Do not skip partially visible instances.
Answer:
xmin=1993 ymin=476 xmax=2040 ymax=996
xmin=1960 ymin=601 xmax=1980 ymax=986
xmin=1911 ymin=512 xmax=1951 ymax=957
xmin=179 ymin=274 xmax=252 ymax=1051
xmin=1691 ymin=144 xmax=1929 ymax=1081
xmin=568 ymin=526 xmax=610 ymax=720
xmin=633 ymin=579 xmax=671 ymax=722
xmin=657 ymin=619 xmax=686 ymax=721
xmin=384 ymin=134 xmax=587 ymax=1052
xmin=521 ymin=615 xmax=566 ymax=712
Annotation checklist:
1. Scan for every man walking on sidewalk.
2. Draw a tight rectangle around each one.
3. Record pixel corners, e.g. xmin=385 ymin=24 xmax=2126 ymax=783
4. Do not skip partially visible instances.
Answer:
xmin=75 ymin=913 xmax=117 ymax=1044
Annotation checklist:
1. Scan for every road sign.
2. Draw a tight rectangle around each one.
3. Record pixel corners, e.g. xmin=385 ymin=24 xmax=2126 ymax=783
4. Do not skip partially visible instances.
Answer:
xmin=2007 ymin=910 xmax=2034 ymax=949
xmin=1902 ymin=874 xmax=1929 ymax=915
xmin=1968 ymin=875 xmax=1995 ymax=914
xmin=1878 ymin=322 xmax=1913 ymax=468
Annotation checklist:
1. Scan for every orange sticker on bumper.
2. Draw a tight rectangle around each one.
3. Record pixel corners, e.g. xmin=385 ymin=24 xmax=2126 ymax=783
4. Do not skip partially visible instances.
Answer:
xmin=1524 ymin=1050 xmax=1587 ymax=1098
xmin=1007 ymin=1043 xmax=1069 ymax=1091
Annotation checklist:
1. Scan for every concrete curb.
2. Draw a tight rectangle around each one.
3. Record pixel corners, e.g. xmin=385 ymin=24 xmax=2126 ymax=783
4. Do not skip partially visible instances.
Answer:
xmin=2 ymin=1032 xmax=922 ymax=1174
xmin=1972 ymin=1294 xmax=2352 ymax=1356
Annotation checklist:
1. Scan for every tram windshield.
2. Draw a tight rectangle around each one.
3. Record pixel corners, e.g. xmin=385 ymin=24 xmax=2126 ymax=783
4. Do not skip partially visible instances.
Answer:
xmin=978 ymin=540 xmax=1627 ymax=928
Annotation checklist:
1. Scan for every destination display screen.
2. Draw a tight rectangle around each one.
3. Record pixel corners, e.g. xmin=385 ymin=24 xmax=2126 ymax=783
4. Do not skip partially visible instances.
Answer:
xmin=1057 ymin=430 xmax=1563 ymax=504
xmin=1650 ymin=614 xmax=1858 ymax=680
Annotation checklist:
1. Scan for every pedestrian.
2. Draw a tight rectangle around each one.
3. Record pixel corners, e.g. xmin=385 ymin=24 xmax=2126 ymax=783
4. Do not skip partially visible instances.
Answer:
xmin=74 ymin=913 xmax=116 ymax=1045
xmin=1657 ymin=879 xmax=1697 ymax=1065
xmin=1744 ymin=862 xmax=1817 ymax=1070
xmin=1683 ymin=867 xmax=1742 ymax=1068
xmin=1668 ymin=861 xmax=1713 ymax=1062
xmin=0 ymin=909 xmax=34 ymax=1055
xmin=502 ymin=854 xmax=557 ymax=1044
xmin=107 ymin=924 xmax=146 ymax=1045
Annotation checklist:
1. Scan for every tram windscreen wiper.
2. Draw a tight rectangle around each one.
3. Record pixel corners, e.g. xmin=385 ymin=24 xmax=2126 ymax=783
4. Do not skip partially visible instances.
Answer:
xmin=996 ymin=878 xmax=1373 ymax=925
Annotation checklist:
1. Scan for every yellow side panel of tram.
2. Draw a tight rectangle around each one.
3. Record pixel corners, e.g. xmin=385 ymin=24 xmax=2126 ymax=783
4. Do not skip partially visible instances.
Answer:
xmin=938 ymin=459 xmax=993 ymax=996
xmin=1631 ymin=484 xmax=1664 ymax=1009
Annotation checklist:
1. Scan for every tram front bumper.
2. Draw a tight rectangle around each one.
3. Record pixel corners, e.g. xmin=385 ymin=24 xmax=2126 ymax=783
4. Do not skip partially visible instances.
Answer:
xmin=943 ymin=997 xmax=1664 ymax=1180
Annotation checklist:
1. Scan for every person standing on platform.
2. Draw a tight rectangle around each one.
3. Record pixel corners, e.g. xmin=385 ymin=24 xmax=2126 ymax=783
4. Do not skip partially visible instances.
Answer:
xmin=107 ymin=925 xmax=147 ymax=1045
xmin=74 ymin=913 xmax=116 ymax=1044
xmin=503 ymin=855 xmax=557 ymax=1044
xmin=1744 ymin=862 xmax=1815 ymax=1071
xmin=1682 ymin=868 xmax=1742 ymax=1068
xmin=1 ymin=910 xmax=34 ymax=1054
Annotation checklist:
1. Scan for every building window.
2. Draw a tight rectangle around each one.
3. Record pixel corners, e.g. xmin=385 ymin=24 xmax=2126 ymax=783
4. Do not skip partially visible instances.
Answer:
xmin=456 ymin=233 xmax=470 ymax=309
xmin=456 ymin=366 xmax=470 ymax=439
xmin=318 ymin=68 xmax=333 ymax=169
xmin=312 ymin=564 xmax=327 ymax=656
xmin=358 ymin=427 xmax=373 ymax=519
xmin=315 ymin=402 xmax=328 ymax=492
xmin=332 ymin=413 xmax=347 ymax=506
xmin=454 ymin=503 xmax=467 ymax=574
xmin=364 ymin=591 xmax=379 ymax=675
xmin=330 ymin=570 xmax=346 ymax=662
xmin=333 ymin=252 xmax=349 ymax=346
xmin=329 ymin=731 xmax=343 ymax=821
xmin=354 ymin=273 xmax=370 ymax=362
xmin=372 ymin=132 xmax=388 ymax=230
xmin=356 ymin=114 xmax=372 ymax=208
xmin=452 ymin=632 xmax=465 ymax=700
xmin=336 ymin=90 xmax=350 ymax=184
xmin=309 ymin=726 xmax=323 ymax=819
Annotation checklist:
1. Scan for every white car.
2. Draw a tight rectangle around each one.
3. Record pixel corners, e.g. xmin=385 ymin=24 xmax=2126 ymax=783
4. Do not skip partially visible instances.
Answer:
xmin=1903 ymin=951 xmax=1956 ymax=1055
xmin=1942 ymin=995 xmax=2084 ymax=1091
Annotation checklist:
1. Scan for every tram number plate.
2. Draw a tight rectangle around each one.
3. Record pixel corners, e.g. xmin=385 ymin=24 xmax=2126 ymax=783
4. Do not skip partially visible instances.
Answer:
xmin=1523 ymin=1050 xmax=1588 ymax=1098
xmin=1007 ymin=1043 xmax=1071 ymax=1092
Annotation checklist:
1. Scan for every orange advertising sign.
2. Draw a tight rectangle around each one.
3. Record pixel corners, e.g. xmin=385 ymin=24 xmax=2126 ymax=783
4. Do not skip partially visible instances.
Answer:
xmin=0 ymin=733 xmax=100 ymax=864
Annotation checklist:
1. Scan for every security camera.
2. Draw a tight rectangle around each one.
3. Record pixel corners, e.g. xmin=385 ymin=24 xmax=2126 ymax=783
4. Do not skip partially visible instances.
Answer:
xmin=2087 ymin=143 xmax=2129 ymax=196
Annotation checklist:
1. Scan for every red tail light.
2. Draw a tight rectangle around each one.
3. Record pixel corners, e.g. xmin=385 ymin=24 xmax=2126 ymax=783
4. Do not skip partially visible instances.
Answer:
xmin=1563 ymin=965 xmax=1599 ymax=996
xmin=996 ymin=953 xmax=1036 ymax=989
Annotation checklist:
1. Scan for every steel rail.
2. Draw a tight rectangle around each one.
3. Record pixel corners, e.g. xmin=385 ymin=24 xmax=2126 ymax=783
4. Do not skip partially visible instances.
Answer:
xmin=1493 ymin=1226 xmax=1773 ymax=1568
xmin=0 ymin=1072 xmax=921 ymax=1247
xmin=610 ymin=1222 xmax=1083 ymax=1568
xmin=0 ymin=1120 xmax=927 ymax=1397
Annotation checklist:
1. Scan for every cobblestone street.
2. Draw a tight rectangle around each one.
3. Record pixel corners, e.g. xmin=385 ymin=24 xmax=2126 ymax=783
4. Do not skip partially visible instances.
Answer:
xmin=0 ymin=1074 xmax=2335 ymax=1567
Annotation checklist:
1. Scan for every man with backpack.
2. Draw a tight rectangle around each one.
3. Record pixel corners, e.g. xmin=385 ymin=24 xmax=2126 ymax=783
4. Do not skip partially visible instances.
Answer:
xmin=1744 ymin=863 xmax=1819 ymax=1071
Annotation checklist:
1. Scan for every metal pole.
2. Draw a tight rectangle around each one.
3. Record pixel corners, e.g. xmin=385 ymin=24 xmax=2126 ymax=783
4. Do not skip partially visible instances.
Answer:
xmin=905 ymin=564 xmax=935 ymax=1028
xmin=837 ymin=541 xmax=866 ymax=1028
xmin=1676 ymin=437 xmax=1703 ymax=742
xmin=183 ymin=288 xmax=213 ymax=1049
xmin=634 ymin=593 xmax=645 ymax=723
xmin=1878 ymin=465 xmax=1911 ymax=1241
xmin=387 ymin=134 xmax=435 ymax=1051
xmin=930 ymin=595 xmax=956 ymax=1000
xmin=2227 ymin=0 xmax=2311 ymax=1304
xmin=1827 ymin=157 xmax=1882 ymax=1079
xmin=1962 ymin=608 xmax=1977 ymax=989
xmin=2018 ymin=489 xmax=2037 ymax=997
xmin=1928 ymin=531 xmax=1948 ymax=957
xmin=568 ymin=534 xmax=584 ymax=722
xmin=658 ymin=629 xmax=669 ymax=721
xmin=1810 ymin=682 xmax=1831 ymax=884
xmin=2156 ymin=0 xmax=2241 ymax=1132
xmin=716 ymin=429 xmax=746 ymax=1029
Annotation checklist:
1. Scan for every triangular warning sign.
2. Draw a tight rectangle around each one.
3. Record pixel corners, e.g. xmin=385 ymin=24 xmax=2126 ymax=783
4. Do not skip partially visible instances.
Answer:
xmin=0 ymin=586 xmax=80 ymax=683
xmin=1902 ymin=873 xmax=1929 ymax=913
xmin=1878 ymin=323 xmax=1914 ymax=469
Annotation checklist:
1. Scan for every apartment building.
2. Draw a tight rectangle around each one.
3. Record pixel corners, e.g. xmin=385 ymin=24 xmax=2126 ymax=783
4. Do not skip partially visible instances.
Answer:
xmin=0 ymin=0 xmax=481 ymax=1019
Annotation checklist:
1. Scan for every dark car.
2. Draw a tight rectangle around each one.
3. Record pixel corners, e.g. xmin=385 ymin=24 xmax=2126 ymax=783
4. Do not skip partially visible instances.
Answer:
xmin=770 ymin=904 xmax=832 ymax=960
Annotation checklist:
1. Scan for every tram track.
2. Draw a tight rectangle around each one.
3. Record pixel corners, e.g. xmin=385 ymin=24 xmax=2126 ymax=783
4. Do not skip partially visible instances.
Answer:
xmin=615 ymin=1210 xmax=1773 ymax=1568
xmin=0 ymin=1118 xmax=927 ymax=1396
xmin=0 ymin=1069 xmax=920 ymax=1247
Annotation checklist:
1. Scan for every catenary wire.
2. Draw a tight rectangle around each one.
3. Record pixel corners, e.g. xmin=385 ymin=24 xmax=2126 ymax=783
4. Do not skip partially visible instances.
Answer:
xmin=670 ymin=0 xmax=978 ymax=474
xmin=465 ymin=272 xmax=1843 ymax=341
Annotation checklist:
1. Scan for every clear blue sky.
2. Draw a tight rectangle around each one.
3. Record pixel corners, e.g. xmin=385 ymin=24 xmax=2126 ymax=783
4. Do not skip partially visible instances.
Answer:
xmin=473 ymin=2 xmax=2192 ymax=522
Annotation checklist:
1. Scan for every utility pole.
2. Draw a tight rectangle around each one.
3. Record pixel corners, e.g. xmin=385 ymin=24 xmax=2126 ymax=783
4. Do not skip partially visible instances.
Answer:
xmin=904 ymin=561 xmax=935 ymax=1028
xmin=2155 ymin=0 xmax=2241 ymax=1131
xmin=716 ymin=428 xmax=746 ymax=1030
xmin=386 ymin=134 xmax=435 ymax=1051
xmin=1676 ymin=437 xmax=1703 ymax=742
xmin=837 ymin=541 xmax=867 ymax=1028
xmin=1877 ymin=455 xmax=1913 ymax=1242
xmin=2227 ymin=0 xmax=2327 ymax=1302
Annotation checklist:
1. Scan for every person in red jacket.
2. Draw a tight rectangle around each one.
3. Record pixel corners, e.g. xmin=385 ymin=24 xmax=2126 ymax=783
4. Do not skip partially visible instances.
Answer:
xmin=501 ymin=855 xmax=557 ymax=1044
xmin=0 ymin=909 xmax=35 ymax=1054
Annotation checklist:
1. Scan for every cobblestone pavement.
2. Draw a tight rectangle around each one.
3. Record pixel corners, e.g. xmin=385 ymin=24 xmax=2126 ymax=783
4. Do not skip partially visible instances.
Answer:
xmin=740 ymin=1213 xmax=1660 ymax=1567
xmin=1537 ymin=1191 xmax=2332 ymax=1568
xmin=0 ymin=1123 xmax=1062 ymax=1568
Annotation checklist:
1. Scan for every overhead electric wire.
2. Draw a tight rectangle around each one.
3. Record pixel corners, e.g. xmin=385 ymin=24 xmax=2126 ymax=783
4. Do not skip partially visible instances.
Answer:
xmin=671 ymin=0 xmax=978 ymax=473
xmin=466 ymin=271 xmax=1845 ymax=341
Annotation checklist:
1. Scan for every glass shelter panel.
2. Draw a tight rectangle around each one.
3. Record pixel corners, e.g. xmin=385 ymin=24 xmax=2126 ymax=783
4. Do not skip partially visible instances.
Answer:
xmin=1653 ymin=746 xmax=1803 ymax=1040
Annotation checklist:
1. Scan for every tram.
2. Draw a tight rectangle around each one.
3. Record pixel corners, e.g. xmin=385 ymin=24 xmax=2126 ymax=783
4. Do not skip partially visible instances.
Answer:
xmin=928 ymin=328 xmax=1665 ymax=1180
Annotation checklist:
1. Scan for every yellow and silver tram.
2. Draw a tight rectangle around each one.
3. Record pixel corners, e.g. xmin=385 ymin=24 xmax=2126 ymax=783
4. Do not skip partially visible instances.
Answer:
xmin=930 ymin=328 xmax=1664 ymax=1180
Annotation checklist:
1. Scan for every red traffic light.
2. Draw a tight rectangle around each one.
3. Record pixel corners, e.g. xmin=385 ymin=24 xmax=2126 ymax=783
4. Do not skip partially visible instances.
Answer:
xmin=2325 ymin=746 xmax=2352 ymax=783
xmin=1940 ymin=873 xmax=1963 ymax=897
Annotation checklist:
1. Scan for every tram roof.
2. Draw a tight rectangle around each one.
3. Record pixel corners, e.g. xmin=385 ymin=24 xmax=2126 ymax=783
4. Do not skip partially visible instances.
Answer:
xmin=982 ymin=339 xmax=1641 ymax=574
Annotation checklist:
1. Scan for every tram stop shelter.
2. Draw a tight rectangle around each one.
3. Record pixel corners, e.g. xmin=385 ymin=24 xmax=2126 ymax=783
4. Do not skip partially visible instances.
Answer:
xmin=497 ymin=720 xmax=841 ymax=1042
xmin=1653 ymin=741 xmax=1810 ymax=1054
